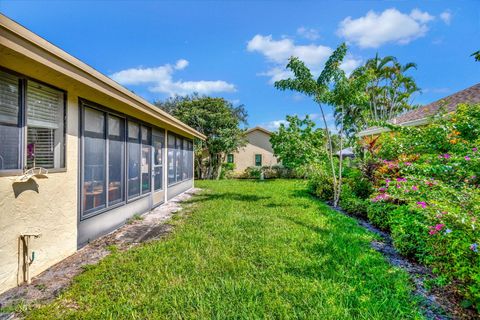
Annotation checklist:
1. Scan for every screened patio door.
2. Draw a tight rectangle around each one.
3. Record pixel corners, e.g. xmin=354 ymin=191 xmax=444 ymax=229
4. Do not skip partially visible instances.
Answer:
xmin=152 ymin=129 xmax=165 ymax=206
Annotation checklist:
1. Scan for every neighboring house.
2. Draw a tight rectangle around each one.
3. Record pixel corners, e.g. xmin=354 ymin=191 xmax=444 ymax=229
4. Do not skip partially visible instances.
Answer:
xmin=228 ymin=126 xmax=279 ymax=174
xmin=358 ymin=83 xmax=480 ymax=137
xmin=0 ymin=14 xmax=205 ymax=294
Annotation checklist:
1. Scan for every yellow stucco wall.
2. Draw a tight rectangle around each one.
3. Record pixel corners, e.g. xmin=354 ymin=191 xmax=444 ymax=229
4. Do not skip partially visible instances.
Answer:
xmin=232 ymin=129 xmax=279 ymax=173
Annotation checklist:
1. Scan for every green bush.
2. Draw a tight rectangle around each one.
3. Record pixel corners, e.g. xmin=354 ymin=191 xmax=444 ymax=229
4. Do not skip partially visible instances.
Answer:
xmin=389 ymin=205 xmax=429 ymax=259
xmin=308 ymin=170 xmax=334 ymax=201
xmin=239 ymin=165 xmax=298 ymax=179
xmin=220 ymin=162 xmax=235 ymax=179
xmin=339 ymin=185 xmax=368 ymax=218
xmin=366 ymin=201 xmax=398 ymax=231
xmin=364 ymin=103 xmax=480 ymax=309
xmin=343 ymin=168 xmax=374 ymax=199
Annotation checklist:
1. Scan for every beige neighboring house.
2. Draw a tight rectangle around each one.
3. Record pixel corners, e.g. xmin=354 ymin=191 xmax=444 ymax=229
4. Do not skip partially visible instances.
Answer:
xmin=0 ymin=14 xmax=205 ymax=294
xmin=228 ymin=126 xmax=279 ymax=174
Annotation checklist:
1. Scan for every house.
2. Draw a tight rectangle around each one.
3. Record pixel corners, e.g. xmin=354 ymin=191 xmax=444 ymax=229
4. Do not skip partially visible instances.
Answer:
xmin=227 ymin=126 xmax=279 ymax=174
xmin=357 ymin=83 xmax=480 ymax=137
xmin=0 ymin=14 xmax=205 ymax=294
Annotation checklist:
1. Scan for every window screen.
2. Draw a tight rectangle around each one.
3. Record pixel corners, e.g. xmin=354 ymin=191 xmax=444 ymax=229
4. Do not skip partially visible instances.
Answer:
xmin=141 ymin=126 xmax=151 ymax=194
xmin=83 ymin=107 xmax=106 ymax=213
xmin=26 ymin=81 xmax=64 ymax=169
xmin=128 ymin=121 xmax=141 ymax=199
xmin=0 ymin=71 xmax=21 ymax=170
xmin=108 ymin=115 xmax=125 ymax=205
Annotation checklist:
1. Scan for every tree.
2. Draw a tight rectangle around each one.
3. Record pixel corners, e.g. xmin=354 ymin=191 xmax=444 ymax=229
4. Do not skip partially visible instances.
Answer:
xmin=275 ymin=43 xmax=366 ymax=206
xmin=154 ymin=94 xmax=247 ymax=179
xmin=472 ymin=50 xmax=480 ymax=62
xmin=270 ymin=115 xmax=326 ymax=169
xmin=351 ymin=54 xmax=419 ymax=129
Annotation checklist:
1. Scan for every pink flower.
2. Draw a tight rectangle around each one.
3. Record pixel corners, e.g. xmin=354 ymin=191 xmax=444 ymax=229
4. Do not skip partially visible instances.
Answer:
xmin=378 ymin=187 xmax=386 ymax=192
xmin=417 ymin=201 xmax=427 ymax=209
xmin=434 ymin=224 xmax=445 ymax=231
xmin=465 ymin=156 xmax=471 ymax=161
xmin=443 ymin=153 xmax=451 ymax=159
xmin=412 ymin=185 xmax=419 ymax=191
xmin=404 ymin=162 xmax=412 ymax=166
xmin=397 ymin=177 xmax=407 ymax=182
xmin=473 ymin=147 xmax=478 ymax=152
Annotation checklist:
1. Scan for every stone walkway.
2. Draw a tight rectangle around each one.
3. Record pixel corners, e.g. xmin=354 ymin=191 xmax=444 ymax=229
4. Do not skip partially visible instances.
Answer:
xmin=0 ymin=188 xmax=200 ymax=315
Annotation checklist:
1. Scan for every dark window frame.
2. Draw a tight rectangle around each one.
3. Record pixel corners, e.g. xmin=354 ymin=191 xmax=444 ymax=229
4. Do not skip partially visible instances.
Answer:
xmin=255 ymin=154 xmax=262 ymax=167
xmin=0 ymin=67 xmax=66 ymax=174
xmin=227 ymin=154 xmax=234 ymax=164
xmin=167 ymin=131 xmax=193 ymax=187
xmin=79 ymin=98 xmax=162 ymax=220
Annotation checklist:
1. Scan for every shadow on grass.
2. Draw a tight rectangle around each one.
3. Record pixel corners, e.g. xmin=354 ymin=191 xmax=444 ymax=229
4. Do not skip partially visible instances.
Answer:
xmin=185 ymin=192 xmax=271 ymax=205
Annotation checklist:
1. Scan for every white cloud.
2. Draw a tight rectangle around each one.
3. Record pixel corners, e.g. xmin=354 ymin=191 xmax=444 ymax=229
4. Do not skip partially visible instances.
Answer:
xmin=297 ymin=27 xmax=320 ymax=40
xmin=247 ymin=34 xmax=361 ymax=83
xmin=110 ymin=59 xmax=236 ymax=96
xmin=174 ymin=59 xmax=189 ymax=70
xmin=337 ymin=8 xmax=435 ymax=48
xmin=263 ymin=119 xmax=288 ymax=130
xmin=440 ymin=10 xmax=452 ymax=25
xmin=410 ymin=8 xmax=434 ymax=23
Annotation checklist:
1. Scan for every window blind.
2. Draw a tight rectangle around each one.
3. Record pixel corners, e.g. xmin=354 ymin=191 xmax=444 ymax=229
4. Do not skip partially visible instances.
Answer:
xmin=27 ymin=81 xmax=62 ymax=129
xmin=0 ymin=71 xmax=20 ymax=125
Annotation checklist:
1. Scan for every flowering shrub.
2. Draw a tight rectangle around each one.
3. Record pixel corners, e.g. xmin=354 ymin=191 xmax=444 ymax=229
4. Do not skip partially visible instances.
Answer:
xmin=363 ymin=103 xmax=480 ymax=309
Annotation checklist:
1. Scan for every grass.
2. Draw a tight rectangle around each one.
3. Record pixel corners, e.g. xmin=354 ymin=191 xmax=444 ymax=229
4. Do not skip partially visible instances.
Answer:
xmin=25 ymin=179 xmax=423 ymax=319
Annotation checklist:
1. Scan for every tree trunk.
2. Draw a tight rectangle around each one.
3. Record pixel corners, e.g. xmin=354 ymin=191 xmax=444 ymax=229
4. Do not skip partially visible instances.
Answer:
xmin=215 ymin=154 xmax=225 ymax=180
xmin=318 ymin=102 xmax=338 ymax=203
xmin=334 ymin=105 xmax=345 ymax=207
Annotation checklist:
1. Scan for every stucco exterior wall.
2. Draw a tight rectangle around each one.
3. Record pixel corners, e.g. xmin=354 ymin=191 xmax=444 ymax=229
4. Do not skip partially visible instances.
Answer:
xmin=232 ymin=129 xmax=278 ymax=173
xmin=0 ymin=91 xmax=79 ymax=294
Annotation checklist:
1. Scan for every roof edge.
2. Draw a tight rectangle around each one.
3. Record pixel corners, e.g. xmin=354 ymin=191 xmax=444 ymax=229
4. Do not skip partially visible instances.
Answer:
xmin=245 ymin=126 xmax=272 ymax=135
xmin=0 ymin=14 xmax=206 ymax=140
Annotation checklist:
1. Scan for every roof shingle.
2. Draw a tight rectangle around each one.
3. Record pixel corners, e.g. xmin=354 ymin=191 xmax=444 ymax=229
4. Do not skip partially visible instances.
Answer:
xmin=392 ymin=83 xmax=480 ymax=124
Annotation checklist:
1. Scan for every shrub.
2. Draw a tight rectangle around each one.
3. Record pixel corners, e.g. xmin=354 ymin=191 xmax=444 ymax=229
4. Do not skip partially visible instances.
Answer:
xmin=343 ymin=168 xmax=374 ymax=199
xmin=389 ymin=205 xmax=429 ymax=259
xmin=366 ymin=201 xmax=398 ymax=231
xmin=220 ymin=163 xmax=235 ymax=179
xmin=339 ymin=185 xmax=368 ymax=218
xmin=239 ymin=165 xmax=299 ymax=179
xmin=308 ymin=170 xmax=334 ymax=201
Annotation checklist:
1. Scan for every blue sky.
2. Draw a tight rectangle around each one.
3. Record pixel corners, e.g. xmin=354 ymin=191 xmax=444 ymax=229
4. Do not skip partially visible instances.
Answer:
xmin=1 ymin=0 xmax=479 ymax=130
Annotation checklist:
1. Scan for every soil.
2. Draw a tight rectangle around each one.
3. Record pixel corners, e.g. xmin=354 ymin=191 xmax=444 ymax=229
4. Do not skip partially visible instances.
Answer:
xmin=330 ymin=204 xmax=478 ymax=320
xmin=0 ymin=189 xmax=200 ymax=317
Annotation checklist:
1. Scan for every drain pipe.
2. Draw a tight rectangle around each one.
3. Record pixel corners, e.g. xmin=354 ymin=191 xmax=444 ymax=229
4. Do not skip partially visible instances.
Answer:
xmin=20 ymin=233 xmax=41 ymax=284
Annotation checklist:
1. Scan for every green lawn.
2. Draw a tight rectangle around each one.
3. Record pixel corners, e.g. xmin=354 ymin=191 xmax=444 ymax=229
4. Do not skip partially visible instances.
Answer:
xmin=26 ymin=180 xmax=423 ymax=319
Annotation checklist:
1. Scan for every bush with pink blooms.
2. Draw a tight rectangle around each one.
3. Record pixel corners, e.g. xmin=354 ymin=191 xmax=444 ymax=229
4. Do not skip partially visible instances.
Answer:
xmin=355 ymin=103 xmax=480 ymax=309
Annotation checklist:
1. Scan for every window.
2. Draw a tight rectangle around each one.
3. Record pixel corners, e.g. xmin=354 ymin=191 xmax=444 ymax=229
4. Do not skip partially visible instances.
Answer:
xmin=141 ymin=126 xmax=151 ymax=194
xmin=175 ymin=136 xmax=182 ymax=182
xmin=182 ymin=139 xmax=188 ymax=180
xmin=167 ymin=132 xmax=193 ymax=185
xmin=227 ymin=154 xmax=234 ymax=164
xmin=255 ymin=154 xmax=262 ymax=166
xmin=0 ymin=69 xmax=65 ymax=172
xmin=26 ymin=81 xmax=65 ymax=169
xmin=167 ymin=133 xmax=175 ymax=185
xmin=83 ymin=107 xmax=106 ymax=213
xmin=153 ymin=130 xmax=164 ymax=191
xmin=0 ymin=71 xmax=21 ymax=170
xmin=128 ymin=121 xmax=141 ymax=199
xmin=108 ymin=115 xmax=124 ymax=205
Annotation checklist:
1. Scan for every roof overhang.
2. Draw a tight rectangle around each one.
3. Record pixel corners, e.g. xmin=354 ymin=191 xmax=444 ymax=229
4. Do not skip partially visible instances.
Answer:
xmin=356 ymin=117 xmax=430 ymax=137
xmin=0 ymin=14 xmax=206 ymax=140
xmin=245 ymin=126 xmax=272 ymax=135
